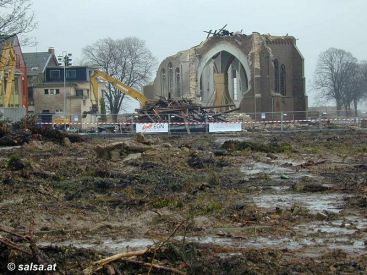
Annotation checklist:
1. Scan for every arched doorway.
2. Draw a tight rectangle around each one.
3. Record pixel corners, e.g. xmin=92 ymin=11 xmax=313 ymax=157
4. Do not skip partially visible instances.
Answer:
xmin=197 ymin=42 xmax=250 ymax=109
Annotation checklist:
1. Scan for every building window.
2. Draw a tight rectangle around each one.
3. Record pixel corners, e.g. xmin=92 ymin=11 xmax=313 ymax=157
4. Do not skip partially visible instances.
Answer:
xmin=49 ymin=70 xmax=60 ymax=81
xmin=44 ymin=89 xmax=60 ymax=95
xmin=14 ymin=79 xmax=19 ymax=95
xmin=160 ymin=68 xmax=166 ymax=95
xmin=167 ymin=63 xmax=173 ymax=99
xmin=175 ymin=68 xmax=180 ymax=97
xmin=66 ymin=69 xmax=76 ymax=80
xmin=232 ymin=67 xmax=238 ymax=101
xmin=76 ymin=89 xmax=83 ymax=97
xmin=55 ymin=109 xmax=63 ymax=113
xmin=280 ymin=64 xmax=286 ymax=96
xmin=274 ymin=59 xmax=279 ymax=93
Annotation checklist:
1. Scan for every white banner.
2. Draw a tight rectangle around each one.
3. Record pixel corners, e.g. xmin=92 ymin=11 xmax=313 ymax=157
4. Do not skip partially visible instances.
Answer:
xmin=209 ymin=122 xmax=242 ymax=133
xmin=136 ymin=123 xmax=169 ymax=133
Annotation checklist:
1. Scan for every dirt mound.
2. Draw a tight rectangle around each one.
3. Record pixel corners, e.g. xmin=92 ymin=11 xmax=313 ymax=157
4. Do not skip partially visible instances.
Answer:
xmin=0 ymin=115 xmax=84 ymax=146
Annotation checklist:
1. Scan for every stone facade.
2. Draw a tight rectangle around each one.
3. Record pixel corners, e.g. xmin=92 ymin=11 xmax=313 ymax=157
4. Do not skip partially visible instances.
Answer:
xmin=23 ymin=47 xmax=59 ymax=113
xmin=33 ymin=66 xmax=101 ymax=128
xmin=145 ymin=32 xmax=307 ymax=117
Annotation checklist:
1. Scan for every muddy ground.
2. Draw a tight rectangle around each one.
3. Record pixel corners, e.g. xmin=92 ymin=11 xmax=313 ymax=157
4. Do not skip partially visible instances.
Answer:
xmin=0 ymin=130 xmax=367 ymax=274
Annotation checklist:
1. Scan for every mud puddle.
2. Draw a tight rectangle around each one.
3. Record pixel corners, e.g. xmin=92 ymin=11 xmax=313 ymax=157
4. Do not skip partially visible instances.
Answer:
xmin=176 ymin=234 xmax=366 ymax=256
xmin=215 ymin=137 xmax=252 ymax=146
xmin=241 ymin=161 xmax=316 ymax=180
xmin=0 ymin=146 xmax=21 ymax=151
xmin=252 ymin=193 xmax=346 ymax=213
xmin=41 ymin=238 xmax=156 ymax=254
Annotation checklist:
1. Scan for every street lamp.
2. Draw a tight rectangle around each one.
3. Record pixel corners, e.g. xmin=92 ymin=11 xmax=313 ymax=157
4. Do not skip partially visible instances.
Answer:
xmin=57 ymin=52 xmax=72 ymax=118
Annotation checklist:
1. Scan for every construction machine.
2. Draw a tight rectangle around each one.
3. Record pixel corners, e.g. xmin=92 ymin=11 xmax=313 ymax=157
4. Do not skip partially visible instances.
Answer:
xmin=0 ymin=40 xmax=16 ymax=107
xmin=85 ymin=70 xmax=149 ymax=116
xmin=52 ymin=117 xmax=71 ymax=129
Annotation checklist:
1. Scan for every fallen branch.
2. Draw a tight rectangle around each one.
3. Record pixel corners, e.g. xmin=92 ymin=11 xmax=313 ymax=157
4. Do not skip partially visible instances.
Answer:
xmin=155 ymin=220 xmax=185 ymax=251
xmin=1 ymin=222 xmax=53 ymax=274
xmin=0 ymin=225 xmax=29 ymax=240
xmin=123 ymin=258 xmax=186 ymax=275
xmin=148 ymin=220 xmax=186 ymax=274
xmin=83 ymin=249 xmax=149 ymax=275
xmin=83 ymin=220 xmax=187 ymax=275
xmin=0 ymin=237 xmax=32 ymax=255
xmin=299 ymin=159 xmax=327 ymax=168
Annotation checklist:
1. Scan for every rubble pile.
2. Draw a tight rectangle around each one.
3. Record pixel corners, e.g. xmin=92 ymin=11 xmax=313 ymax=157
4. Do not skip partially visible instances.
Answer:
xmin=135 ymin=98 xmax=239 ymax=124
xmin=0 ymin=115 xmax=84 ymax=146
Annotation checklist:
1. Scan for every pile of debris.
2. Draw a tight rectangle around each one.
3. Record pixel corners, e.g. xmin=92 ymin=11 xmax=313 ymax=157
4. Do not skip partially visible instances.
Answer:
xmin=136 ymin=98 xmax=239 ymax=124
xmin=0 ymin=115 xmax=84 ymax=146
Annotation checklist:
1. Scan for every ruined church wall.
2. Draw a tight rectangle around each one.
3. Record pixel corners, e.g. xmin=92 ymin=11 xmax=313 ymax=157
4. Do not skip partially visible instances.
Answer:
xmin=147 ymin=33 xmax=307 ymax=115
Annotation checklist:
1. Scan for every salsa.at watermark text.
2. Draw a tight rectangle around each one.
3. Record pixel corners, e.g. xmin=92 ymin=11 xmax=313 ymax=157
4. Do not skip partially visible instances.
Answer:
xmin=7 ymin=262 xmax=56 ymax=272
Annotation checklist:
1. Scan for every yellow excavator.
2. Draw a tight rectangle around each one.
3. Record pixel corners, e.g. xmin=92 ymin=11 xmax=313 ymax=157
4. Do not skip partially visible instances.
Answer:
xmin=86 ymin=70 xmax=148 ymax=115
xmin=0 ymin=40 xmax=16 ymax=107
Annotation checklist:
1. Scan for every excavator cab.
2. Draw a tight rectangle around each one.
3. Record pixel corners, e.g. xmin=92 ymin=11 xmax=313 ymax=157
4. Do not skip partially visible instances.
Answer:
xmin=82 ymin=104 xmax=98 ymax=118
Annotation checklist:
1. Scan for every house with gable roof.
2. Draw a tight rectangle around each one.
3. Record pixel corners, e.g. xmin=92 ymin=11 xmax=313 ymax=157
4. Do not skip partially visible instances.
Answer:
xmin=23 ymin=47 xmax=59 ymax=112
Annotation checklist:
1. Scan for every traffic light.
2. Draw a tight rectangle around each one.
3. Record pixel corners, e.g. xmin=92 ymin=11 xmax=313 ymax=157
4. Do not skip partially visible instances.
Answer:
xmin=57 ymin=56 xmax=63 ymax=66
xmin=57 ymin=53 xmax=72 ymax=66
xmin=64 ymin=54 xmax=72 ymax=66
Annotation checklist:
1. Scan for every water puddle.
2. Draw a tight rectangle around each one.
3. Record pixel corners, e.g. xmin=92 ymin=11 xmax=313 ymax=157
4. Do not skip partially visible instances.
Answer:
xmin=296 ymin=222 xmax=357 ymax=235
xmin=215 ymin=137 xmax=252 ymax=146
xmin=176 ymin=235 xmax=365 ymax=255
xmin=241 ymin=162 xmax=292 ymax=176
xmin=270 ymin=186 xmax=291 ymax=192
xmin=0 ymin=146 xmax=21 ymax=151
xmin=252 ymin=193 xmax=345 ymax=213
xmin=41 ymin=238 xmax=156 ymax=253
xmin=296 ymin=215 xmax=367 ymax=236
xmin=241 ymin=162 xmax=315 ymax=180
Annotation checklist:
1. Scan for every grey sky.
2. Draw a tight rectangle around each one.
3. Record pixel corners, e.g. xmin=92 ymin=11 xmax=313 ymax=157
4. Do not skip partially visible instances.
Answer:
xmin=23 ymin=0 xmax=367 ymax=107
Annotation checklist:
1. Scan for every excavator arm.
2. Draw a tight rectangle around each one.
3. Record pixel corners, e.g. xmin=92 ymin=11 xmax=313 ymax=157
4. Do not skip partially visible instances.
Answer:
xmin=0 ymin=41 xmax=16 ymax=107
xmin=89 ymin=70 xmax=148 ymax=114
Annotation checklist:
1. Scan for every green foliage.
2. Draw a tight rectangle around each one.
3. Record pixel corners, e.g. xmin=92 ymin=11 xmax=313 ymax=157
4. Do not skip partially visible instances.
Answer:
xmin=204 ymin=201 xmax=222 ymax=214
xmin=208 ymin=172 xmax=220 ymax=186
xmin=151 ymin=198 xmax=181 ymax=209
xmin=7 ymin=154 xmax=25 ymax=171
xmin=356 ymin=145 xmax=367 ymax=153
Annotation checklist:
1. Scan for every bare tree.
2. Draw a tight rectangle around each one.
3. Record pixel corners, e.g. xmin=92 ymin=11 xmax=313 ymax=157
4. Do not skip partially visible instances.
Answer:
xmin=83 ymin=37 xmax=156 ymax=117
xmin=314 ymin=48 xmax=357 ymax=113
xmin=355 ymin=62 xmax=367 ymax=113
xmin=0 ymin=0 xmax=36 ymax=36
xmin=342 ymin=62 xmax=367 ymax=116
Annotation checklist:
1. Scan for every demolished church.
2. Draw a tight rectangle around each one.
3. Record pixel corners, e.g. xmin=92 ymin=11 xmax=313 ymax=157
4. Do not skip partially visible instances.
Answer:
xmin=144 ymin=31 xmax=307 ymax=118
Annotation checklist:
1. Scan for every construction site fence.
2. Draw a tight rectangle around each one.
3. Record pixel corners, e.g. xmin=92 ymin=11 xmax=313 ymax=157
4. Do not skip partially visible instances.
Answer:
xmin=0 ymin=107 xmax=26 ymax=123
xmin=32 ymin=110 xmax=367 ymax=134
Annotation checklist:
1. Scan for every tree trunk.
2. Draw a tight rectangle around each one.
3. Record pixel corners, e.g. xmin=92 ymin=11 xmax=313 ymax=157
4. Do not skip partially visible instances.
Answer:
xmin=111 ymin=104 xmax=118 ymax=123
xmin=353 ymin=99 xmax=358 ymax=117
xmin=100 ymin=96 xmax=107 ymax=122
xmin=336 ymin=100 xmax=342 ymax=116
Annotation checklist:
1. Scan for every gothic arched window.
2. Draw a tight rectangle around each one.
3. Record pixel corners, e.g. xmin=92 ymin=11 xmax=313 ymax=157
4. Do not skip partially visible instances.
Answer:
xmin=167 ymin=63 xmax=173 ymax=99
xmin=160 ymin=68 xmax=166 ymax=95
xmin=280 ymin=64 xmax=286 ymax=96
xmin=274 ymin=59 xmax=279 ymax=93
xmin=175 ymin=68 xmax=181 ymax=97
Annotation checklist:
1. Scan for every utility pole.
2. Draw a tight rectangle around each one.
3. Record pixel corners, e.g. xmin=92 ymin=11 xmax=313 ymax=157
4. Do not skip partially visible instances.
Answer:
xmin=57 ymin=52 xmax=72 ymax=118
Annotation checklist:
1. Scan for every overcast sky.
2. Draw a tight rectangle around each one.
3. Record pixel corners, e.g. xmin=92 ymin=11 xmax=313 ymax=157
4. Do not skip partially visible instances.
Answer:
xmin=22 ymin=0 xmax=367 ymax=107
